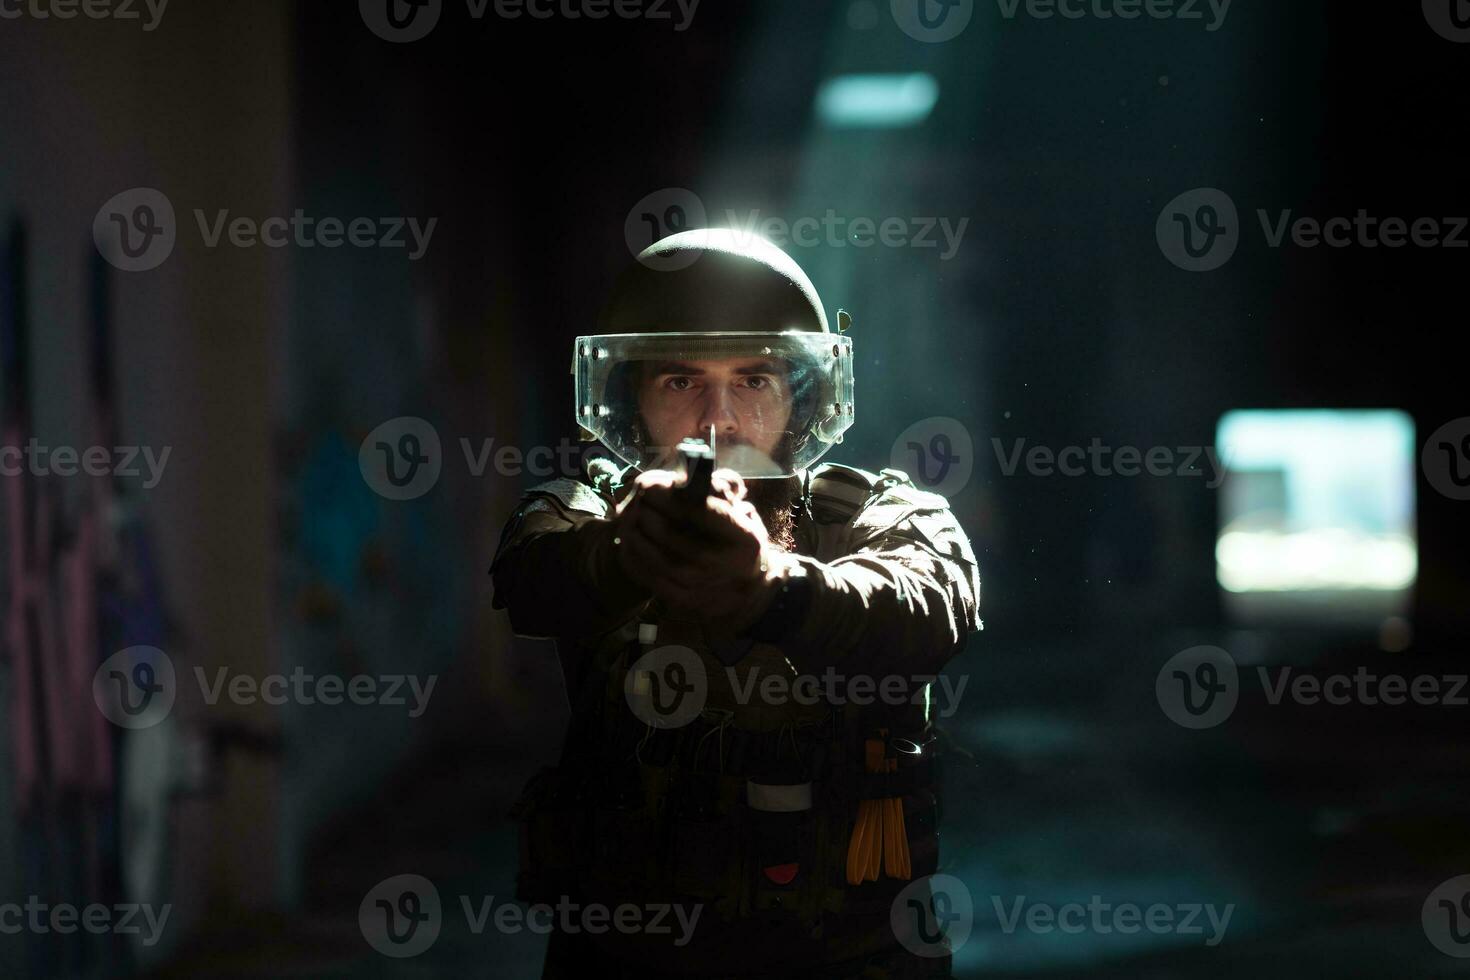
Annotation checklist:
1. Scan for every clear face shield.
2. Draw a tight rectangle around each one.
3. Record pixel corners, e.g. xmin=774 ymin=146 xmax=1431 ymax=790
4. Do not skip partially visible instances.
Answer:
xmin=573 ymin=332 xmax=855 ymax=478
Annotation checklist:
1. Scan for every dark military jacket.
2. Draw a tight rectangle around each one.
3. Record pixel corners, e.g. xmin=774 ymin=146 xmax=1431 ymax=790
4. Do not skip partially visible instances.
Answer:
xmin=490 ymin=459 xmax=982 ymax=975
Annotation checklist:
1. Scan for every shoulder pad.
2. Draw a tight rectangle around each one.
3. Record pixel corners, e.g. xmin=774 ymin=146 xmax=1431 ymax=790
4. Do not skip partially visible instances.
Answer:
xmin=808 ymin=463 xmax=898 ymax=522
xmin=802 ymin=462 xmax=974 ymax=566
xmin=856 ymin=478 xmax=975 ymax=566
xmin=869 ymin=475 xmax=951 ymax=513
xmin=521 ymin=476 xmax=611 ymax=519
xmin=490 ymin=475 xmax=609 ymax=576
xmin=808 ymin=463 xmax=947 ymax=520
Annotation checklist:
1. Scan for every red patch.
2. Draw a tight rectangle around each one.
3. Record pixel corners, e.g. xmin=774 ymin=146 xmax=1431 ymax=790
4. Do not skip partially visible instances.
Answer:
xmin=762 ymin=863 xmax=800 ymax=885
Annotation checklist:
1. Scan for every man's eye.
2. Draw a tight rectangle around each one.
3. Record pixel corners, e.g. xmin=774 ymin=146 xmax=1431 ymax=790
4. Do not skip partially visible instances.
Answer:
xmin=743 ymin=376 xmax=772 ymax=391
xmin=665 ymin=376 xmax=694 ymax=392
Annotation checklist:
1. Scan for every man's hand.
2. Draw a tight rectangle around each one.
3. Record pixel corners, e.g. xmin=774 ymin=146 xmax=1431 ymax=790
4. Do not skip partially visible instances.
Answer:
xmin=609 ymin=468 xmax=790 ymax=632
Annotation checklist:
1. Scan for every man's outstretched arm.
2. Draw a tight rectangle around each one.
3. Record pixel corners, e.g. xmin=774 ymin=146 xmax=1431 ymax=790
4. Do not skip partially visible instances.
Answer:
xmin=748 ymin=490 xmax=982 ymax=680
xmin=489 ymin=497 xmax=650 ymax=640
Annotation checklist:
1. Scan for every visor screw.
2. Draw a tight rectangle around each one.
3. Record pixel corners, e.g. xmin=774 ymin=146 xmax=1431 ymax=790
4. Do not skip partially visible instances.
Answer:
xmin=579 ymin=344 xmax=589 ymax=357
xmin=580 ymin=405 xmax=591 ymax=417
xmin=832 ymin=344 xmax=840 ymax=357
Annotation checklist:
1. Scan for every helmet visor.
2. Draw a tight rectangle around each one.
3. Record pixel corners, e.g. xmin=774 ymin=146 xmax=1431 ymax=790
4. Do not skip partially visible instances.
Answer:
xmin=573 ymin=332 xmax=854 ymax=478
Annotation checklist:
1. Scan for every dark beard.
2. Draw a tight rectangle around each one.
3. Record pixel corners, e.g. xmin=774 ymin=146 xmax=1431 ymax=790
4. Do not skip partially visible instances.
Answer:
xmin=748 ymin=476 xmax=799 ymax=554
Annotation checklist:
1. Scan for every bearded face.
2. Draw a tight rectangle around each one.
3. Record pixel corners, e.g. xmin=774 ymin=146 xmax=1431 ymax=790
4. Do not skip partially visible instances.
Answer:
xmin=746 ymin=475 xmax=799 ymax=554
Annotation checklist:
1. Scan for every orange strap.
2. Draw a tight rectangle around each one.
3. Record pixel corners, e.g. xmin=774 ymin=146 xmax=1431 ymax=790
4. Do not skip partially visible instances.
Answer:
xmin=845 ymin=732 xmax=912 ymax=885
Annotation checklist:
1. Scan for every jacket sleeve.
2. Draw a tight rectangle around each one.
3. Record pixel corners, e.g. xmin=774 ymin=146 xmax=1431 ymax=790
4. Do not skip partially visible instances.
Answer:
xmin=779 ymin=484 xmax=982 ymax=679
xmin=489 ymin=487 xmax=650 ymax=641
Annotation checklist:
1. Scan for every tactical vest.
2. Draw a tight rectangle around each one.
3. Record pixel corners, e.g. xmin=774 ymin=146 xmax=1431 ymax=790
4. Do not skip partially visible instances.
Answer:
xmin=509 ymin=463 xmax=947 ymax=965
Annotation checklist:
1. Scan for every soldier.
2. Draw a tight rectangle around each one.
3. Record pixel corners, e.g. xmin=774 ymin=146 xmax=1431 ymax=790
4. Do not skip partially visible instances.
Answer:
xmin=491 ymin=229 xmax=981 ymax=979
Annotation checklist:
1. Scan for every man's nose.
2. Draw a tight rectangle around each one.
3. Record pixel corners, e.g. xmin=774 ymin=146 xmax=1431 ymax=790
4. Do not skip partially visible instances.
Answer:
xmin=698 ymin=386 xmax=740 ymax=436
